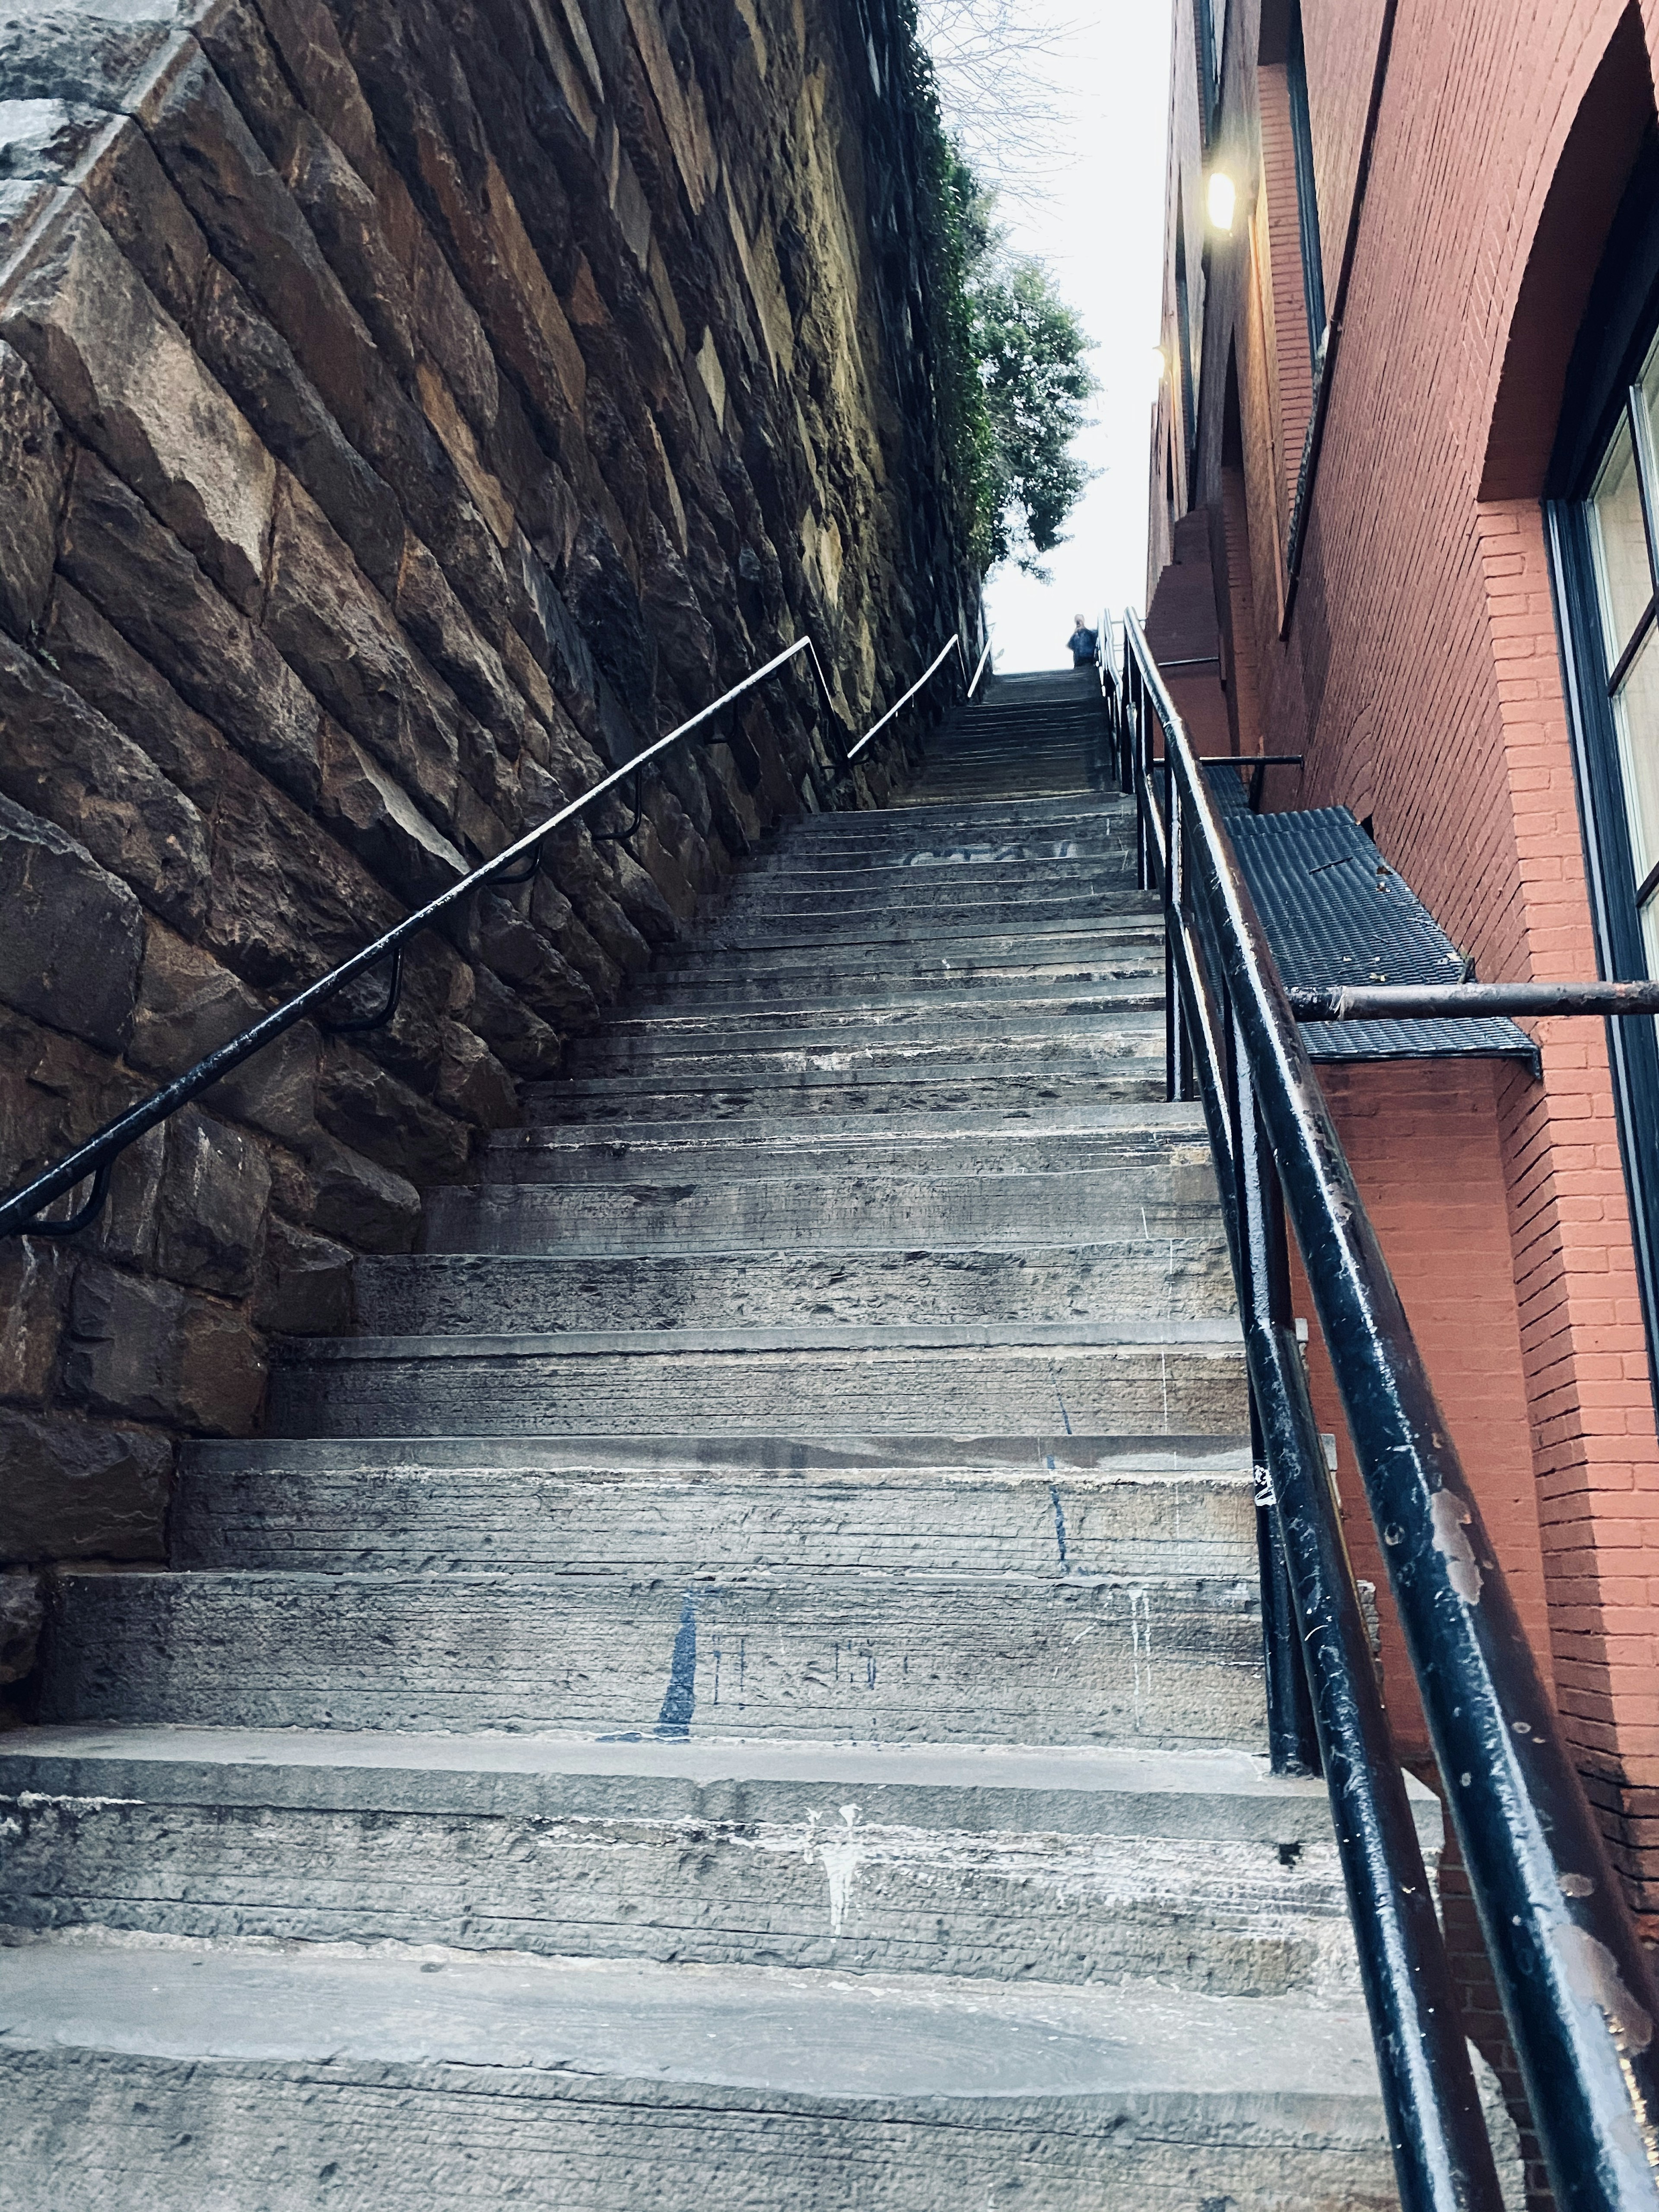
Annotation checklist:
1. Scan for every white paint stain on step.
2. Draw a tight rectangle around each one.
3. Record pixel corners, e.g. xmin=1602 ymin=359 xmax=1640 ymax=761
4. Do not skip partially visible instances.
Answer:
xmin=818 ymin=1803 xmax=866 ymax=1937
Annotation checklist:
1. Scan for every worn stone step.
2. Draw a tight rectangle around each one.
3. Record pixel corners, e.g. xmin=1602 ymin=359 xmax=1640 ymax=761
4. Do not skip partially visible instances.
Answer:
xmin=355 ymin=1237 xmax=1236 ymax=1334
xmin=722 ymin=859 xmax=1135 ymax=906
xmin=631 ymin=956 xmax=1164 ymax=1018
xmin=713 ymin=880 xmax=1139 ymax=927
xmin=170 ymin=1433 xmax=1256 ymax=1576
xmin=267 ymin=1325 xmax=1248 ymax=1438
xmin=423 ymin=1161 xmax=1217 ymax=1255
xmin=745 ymin=835 xmax=1127 ymax=877
xmin=394 ymin=1241 xmax=1227 ymax=1335
xmin=600 ymin=982 xmax=1163 ymax=1044
xmin=648 ymin=927 xmax=1163 ymax=999
xmin=487 ymin=1101 xmax=1210 ymax=1181
xmin=790 ymin=793 xmax=1123 ymax=841
xmin=0 ymin=1938 xmax=1476 ymax=2212
xmin=527 ymin=1065 xmax=1170 ymax=1125
xmin=38 ymin=1564 xmax=1267 ymax=1743
xmin=695 ymin=902 xmax=1157 ymax=950
xmin=560 ymin=1023 xmax=1163 ymax=1088
xmin=0 ymin=1734 xmax=1409 ymax=1991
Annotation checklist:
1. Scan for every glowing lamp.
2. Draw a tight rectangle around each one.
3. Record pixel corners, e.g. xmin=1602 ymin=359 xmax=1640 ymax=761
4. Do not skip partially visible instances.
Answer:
xmin=1206 ymin=170 xmax=1236 ymax=232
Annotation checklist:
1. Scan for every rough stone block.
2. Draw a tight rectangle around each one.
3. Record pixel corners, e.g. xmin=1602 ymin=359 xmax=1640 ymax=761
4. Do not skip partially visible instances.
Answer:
xmin=0 ymin=1567 xmax=43 ymax=1683
xmin=140 ymin=44 xmax=383 ymax=441
xmin=130 ymin=925 xmax=321 ymax=1147
xmin=0 ymin=790 xmax=141 ymax=1051
xmin=469 ymin=893 xmax=598 ymax=1029
xmin=251 ymin=0 xmax=381 ymax=177
xmin=0 ymin=339 xmax=70 ymax=640
xmin=466 ymin=960 xmax=563 ymax=1079
xmin=0 ymin=1405 xmax=168 ymax=1562
xmin=0 ymin=197 xmax=276 ymax=612
xmin=76 ymin=106 xmax=211 ymax=328
xmin=435 ymin=1019 xmax=518 ymax=1130
xmin=63 ymin=1262 xmax=266 ymax=1436
xmin=35 ymin=576 xmax=222 ymax=806
xmin=316 ymin=714 xmax=468 ymax=904
xmin=203 ymin=747 xmax=399 ymax=996
xmin=0 ymin=1237 xmax=71 ymax=1403
xmin=153 ymin=1109 xmax=271 ymax=1298
xmin=194 ymin=260 xmax=404 ymax=597
xmin=0 ymin=626 xmax=210 ymax=934
xmin=277 ymin=105 xmax=417 ymax=378
xmin=274 ymin=1134 xmax=420 ymax=1252
xmin=251 ymin=1215 xmax=353 ymax=1336
xmin=59 ymin=451 xmax=322 ymax=808
xmin=264 ymin=472 xmax=459 ymax=828
xmin=393 ymin=533 xmax=528 ymax=757
xmin=0 ymin=6 xmax=184 ymax=107
xmin=315 ymin=1041 xmax=471 ymax=1181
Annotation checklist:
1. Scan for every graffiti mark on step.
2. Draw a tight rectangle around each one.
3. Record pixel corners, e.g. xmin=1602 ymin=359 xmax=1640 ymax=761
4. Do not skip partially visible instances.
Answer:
xmin=819 ymin=1803 xmax=865 ymax=1937
xmin=1047 ymin=1361 xmax=1074 ymax=1437
xmin=1048 ymin=1461 xmax=1071 ymax=1573
xmin=1128 ymin=1587 xmax=1153 ymax=1726
xmin=655 ymin=1589 xmax=698 ymax=1738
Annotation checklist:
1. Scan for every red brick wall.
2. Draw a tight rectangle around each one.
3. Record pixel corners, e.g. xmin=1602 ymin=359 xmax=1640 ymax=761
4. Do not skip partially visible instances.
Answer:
xmin=1286 ymin=1057 xmax=1551 ymax=1762
xmin=1156 ymin=0 xmax=1659 ymax=1906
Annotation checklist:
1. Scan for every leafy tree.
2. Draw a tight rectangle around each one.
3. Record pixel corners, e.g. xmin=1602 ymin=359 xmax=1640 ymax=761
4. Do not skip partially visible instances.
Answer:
xmin=973 ymin=257 xmax=1093 ymax=576
xmin=900 ymin=13 xmax=1093 ymax=578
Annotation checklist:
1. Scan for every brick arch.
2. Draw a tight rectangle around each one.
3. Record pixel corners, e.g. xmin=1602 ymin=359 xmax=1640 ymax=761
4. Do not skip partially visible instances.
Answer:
xmin=1478 ymin=3 xmax=1654 ymax=501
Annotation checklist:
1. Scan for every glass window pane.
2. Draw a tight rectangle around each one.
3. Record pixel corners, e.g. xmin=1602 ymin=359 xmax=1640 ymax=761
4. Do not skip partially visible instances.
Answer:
xmin=1638 ymin=331 xmax=1659 ymax=466
xmin=1613 ymin=626 xmax=1659 ymax=959
xmin=1590 ymin=412 xmax=1654 ymax=664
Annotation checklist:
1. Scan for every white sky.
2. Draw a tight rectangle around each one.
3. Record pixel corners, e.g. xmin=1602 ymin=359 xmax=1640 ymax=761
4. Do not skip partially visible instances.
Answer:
xmin=923 ymin=4 xmax=1172 ymax=671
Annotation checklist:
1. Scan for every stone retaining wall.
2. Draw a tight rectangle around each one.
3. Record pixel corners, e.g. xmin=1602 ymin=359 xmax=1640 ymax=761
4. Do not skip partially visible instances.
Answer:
xmin=0 ymin=0 xmax=977 ymax=1688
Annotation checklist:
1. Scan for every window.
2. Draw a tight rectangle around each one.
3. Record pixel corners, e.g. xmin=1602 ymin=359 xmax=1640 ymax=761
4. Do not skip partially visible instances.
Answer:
xmin=1548 ymin=125 xmax=1659 ymax=1373
xmin=1195 ymin=0 xmax=1227 ymax=137
xmin=1285 ymin=2 xmax=1326 ymax=365
xmin=1586 ymin=349 xmax=1659 ymax=970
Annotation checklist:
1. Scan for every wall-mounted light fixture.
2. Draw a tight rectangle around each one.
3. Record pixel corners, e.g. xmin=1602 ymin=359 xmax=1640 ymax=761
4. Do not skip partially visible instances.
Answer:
xmin=1206 ymin=171 xmax=1236 ymax=232
xmin=1151 ymin=345 xmax=1167 ymax=394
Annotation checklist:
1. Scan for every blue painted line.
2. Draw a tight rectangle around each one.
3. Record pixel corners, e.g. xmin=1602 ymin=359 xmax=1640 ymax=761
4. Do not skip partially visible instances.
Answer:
xmin=654 ymin=1590 xmax=698 ymax=1738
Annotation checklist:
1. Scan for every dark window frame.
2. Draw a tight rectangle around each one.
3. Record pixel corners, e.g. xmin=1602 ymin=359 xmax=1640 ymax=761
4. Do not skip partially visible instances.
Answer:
xmin=1285 ymin=2 xmax=1327 ymax=363
xmin=1546 ymin=124 xmax=1659 ymax=1389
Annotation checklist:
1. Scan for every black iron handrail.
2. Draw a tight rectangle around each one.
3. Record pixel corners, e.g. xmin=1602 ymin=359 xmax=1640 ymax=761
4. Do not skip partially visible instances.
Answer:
xmin=1116 ymin=605 xmax=1659 ymax=2212
xmin=0 ymin=636 xmax=849 ymax=1241
xmin=846 ymin=632 xmax=967 ymax=759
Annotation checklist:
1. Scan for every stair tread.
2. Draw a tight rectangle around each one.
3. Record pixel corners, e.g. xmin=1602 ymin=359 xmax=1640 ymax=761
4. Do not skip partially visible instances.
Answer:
xmin=280 ymin=1319 xmax=1246 ymax=1360
xmin=0 ymin=1937 xmax=1386 ymax=2111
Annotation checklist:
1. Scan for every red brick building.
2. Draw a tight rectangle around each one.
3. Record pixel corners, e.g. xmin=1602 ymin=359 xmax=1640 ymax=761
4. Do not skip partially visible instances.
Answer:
xmin=1150 ymin=0 xmax=1659 ymax=2152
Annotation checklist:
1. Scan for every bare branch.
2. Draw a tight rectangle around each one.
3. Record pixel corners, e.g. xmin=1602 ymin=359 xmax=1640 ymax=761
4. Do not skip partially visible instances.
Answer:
xmin=915 ymin=0 xmax=1078 ymax=208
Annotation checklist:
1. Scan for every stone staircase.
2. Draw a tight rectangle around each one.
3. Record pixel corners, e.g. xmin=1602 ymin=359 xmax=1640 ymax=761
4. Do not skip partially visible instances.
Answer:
xmin=0 ymin=669 xmax=1469 ymax=2206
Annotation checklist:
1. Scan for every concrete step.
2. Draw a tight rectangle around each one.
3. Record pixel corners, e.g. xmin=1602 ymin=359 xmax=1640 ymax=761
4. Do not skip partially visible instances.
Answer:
xmin=744 ymin=834 xmax=1126 ymax=876
xmin=422 ymin=1160 xmax=1217 ymax=1254
xmin=170 ymin=1432 xmax=1257 ymax=1576
xmin=0 ymin=1734 xmax=1408 ymax=1991
xmin=356 ymin=1236 xmax=1236 ymax=1333
xmin=691 ymin=900 xmax=1156 ymax=949
xmin=0 ymin=1937 xmax=1470 ymax=2211
xmin=629 ymin=951 xmax=1164 ymax=1015
xmin=709 ymin=882 xmax=1141 ymax=929
xmin=787 ymin=793 xmax=1124 ymax=843
xmin=38 ymin=1563 xmax=1268 ymax=1743
xmin=720 ymin=857 xmax=1135 ymax=905
xmin=596 ymin=980 xmax=1163 ymax=1042
xmin=526 ymin=1065 xmax=1170 ymax=1125
xmin=266 ymin=1325 xmax=1249 ymax=1438
xmin=559 ymin=1022 xmax=1163 ymax=1087
xmin=486 ymin=1101 xmax=1210 ymax=1180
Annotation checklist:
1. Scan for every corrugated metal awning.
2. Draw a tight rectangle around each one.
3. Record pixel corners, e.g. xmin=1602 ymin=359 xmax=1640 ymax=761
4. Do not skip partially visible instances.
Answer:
xmin=1200 ymin=784 xmax=1537 ymax=1069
